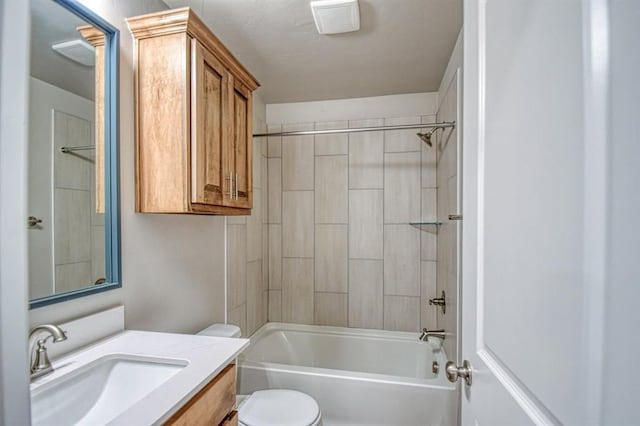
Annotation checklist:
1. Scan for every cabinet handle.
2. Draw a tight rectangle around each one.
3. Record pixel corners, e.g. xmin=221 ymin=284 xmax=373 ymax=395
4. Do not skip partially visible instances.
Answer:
xmin=227 ymin=174 xmax=233 ymax=199
xmin=235 ymin=174 xmax=239 ymax=200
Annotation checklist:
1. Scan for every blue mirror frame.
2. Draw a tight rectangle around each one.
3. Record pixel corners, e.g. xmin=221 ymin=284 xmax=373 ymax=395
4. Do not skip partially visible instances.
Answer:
xmin=30 ymin=0 xmax=120 ymax=309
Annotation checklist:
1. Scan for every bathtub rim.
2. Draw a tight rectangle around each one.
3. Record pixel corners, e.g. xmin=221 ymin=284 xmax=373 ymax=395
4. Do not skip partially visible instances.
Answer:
xmin=246 ymin=322 xmax=446 ymax=345
xmin=239 ymin=322 xmax=456 ymax=390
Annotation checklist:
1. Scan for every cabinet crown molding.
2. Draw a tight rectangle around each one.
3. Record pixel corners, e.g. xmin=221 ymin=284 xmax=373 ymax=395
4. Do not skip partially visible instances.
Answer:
xmin=77 ymin=25 xmax=105 ymax=47
xmin=127 ymin=7 xmax=260 ymax=91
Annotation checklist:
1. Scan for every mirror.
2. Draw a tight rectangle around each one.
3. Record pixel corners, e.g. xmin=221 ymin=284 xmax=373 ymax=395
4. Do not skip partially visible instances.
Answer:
xmin=28 ymin=0 xmax=120 ymax=308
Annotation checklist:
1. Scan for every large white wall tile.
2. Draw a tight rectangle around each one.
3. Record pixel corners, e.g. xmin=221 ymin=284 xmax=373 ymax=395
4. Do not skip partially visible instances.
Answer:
xmin=447 ymin=175 xmax=459 ymax=216
xmin=54 ymin=188 xmax=91 ymax=264
xmin=282 ymin=191 xmax=314 ymax=257
xmin=421 ymin=231 xmax=437 ymax=261
xmin=282 ymin=258 xmax=314 ymax=324
xmin=247 ymin=191 xmax=262 ymax=262
xmin=349 ymin=190 xmax=383 ymax=259
xmin=384 ymin=116 xmax=421 ymax=152
xmin=315 ymin=121 xmax=348 ymax=156
xmin=268 ymin=158 xmax=282 ymax=223
xmin=383 ymin=296 xmax=420 ymax=332
xmin=53 ymin=111 xmax=91 ymax=191
xmin=384 ymin=225 xmax=420 ymax=296
xmin=421 ymin=188 xmax=437 ymax=222
xmin=228 ymin=303 xmax=247 ymax=337
xmin=246 ymin=260 xmax=263 ymax=336
xmin=420 ymin=261 xmax=437 ymax=330
xmin=315 ymin=292 xmax=347 ymax=327
xmin=384 ymin=152 xmax=421 ymax=223
xmin=348 ymin=119 xmax=384 ymax=189
xmin=268 ymin=290 xmax=282 ymax=322
xmin=435 ymin=74 xmax=459 ymax=361
xmin=267 ymin=124 xmax=282 ymax=158
xmin=315 ymin=224 xmax=348 ymax=293
xmin=421 ymin=115 xmax=437 ymax=188
xmin=315 ymin=155 xmax=348 ymax=223
xmin=268 ymin=224 xmax=282 ymax=290
xmin=262 ymin=288 xmax=268 ymax=325
xmin=348 ymin=260 xmax=383 ymax=329
xmin=89 ymin=171 xmax=105 ymax=227
xmin=253 ymin=140 xmax=263 ymax=189
xmin=90 ymin=225 xmax=105 ymax=282
xmin=282 ymin=123 xmax=314 ymax=190
xmin=55 ymin=262 xmax=91 ymax=293
xmin=261 ymin=159 xmax=268 ymax=221
xmin=262 ymin=226 xmax=268 ymax=287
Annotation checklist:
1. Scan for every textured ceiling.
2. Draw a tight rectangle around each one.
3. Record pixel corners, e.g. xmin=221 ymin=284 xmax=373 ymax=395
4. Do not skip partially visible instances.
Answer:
xmin=164 ymin=0 xmax=462 ymax=103
xmin=30 ymin=0 xmax=96 ymax=100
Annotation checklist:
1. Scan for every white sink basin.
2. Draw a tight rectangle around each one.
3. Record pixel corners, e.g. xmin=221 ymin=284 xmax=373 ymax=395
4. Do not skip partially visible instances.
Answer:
xmin=31 ymin=354 xmax=187 ymax=426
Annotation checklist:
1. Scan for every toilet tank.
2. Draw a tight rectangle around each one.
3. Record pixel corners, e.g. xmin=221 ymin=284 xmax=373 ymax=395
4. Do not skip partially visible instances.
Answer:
xmin=197 ymin=323 xmax=241 ymax=338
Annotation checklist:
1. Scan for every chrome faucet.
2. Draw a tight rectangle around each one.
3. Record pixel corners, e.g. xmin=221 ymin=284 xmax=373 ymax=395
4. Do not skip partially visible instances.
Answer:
xmin=419 ymin=328 xmax=446 ymax=342
xmin=29 ymin=324 xmax=68 ymax=380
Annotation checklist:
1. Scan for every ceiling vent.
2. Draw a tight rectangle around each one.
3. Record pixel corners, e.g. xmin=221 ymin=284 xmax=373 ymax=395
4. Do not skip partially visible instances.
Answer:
xmin=51 ymin=39 xmax=95 ymax=67
xmin=310 ymin=0 xmax=360 ymax=35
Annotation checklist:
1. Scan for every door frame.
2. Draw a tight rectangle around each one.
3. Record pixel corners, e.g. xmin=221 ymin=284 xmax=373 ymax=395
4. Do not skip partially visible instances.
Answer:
xmin=0 ymin=0 xmax=32 ymax=423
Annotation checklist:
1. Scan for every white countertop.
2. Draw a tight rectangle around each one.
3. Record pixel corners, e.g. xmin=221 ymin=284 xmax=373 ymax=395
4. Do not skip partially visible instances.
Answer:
xmin=30 ymin=330 xmax=249 ymax=425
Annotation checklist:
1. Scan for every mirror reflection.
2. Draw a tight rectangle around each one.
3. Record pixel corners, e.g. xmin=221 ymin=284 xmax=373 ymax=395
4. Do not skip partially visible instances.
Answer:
xmin=28 ymin=0 xmax=106 ymax=300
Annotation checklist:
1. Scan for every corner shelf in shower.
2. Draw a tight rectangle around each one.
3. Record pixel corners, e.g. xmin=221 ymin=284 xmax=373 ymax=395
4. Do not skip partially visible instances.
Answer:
xmin=409 ymin=221 xmax=442 ymax=234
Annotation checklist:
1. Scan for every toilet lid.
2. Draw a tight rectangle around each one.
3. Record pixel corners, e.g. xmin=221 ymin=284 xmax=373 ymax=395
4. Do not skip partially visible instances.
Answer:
xmin=239 ymin=389 xmax=320 ymax=426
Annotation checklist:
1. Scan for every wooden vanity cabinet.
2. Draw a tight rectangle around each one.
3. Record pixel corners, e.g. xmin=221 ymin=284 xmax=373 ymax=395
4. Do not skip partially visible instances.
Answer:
xmin=127 ymin=8 xmax=259 ymax=215
xmin=166 ymin=363 xmax=238 ymax=426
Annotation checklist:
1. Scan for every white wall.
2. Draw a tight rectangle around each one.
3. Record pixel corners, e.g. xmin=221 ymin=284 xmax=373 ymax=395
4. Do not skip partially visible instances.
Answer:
xmin=438 ymin=31 xmax=462 ymax=97
xmin=0 ymin=0 xmax=32 ymax=423
xmin=267 ymin=92 xmax=438 ymax=124
xmin=29 ymin=0 xmax=265 ymax=335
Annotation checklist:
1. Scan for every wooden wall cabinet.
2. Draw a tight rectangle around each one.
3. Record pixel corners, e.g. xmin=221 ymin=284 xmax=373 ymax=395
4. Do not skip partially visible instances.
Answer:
xmin=77 ymin=25 xmax=105 ymax=214
xmin=166 ymin=363 xmax=237 ymax=426
xmin=127 ymin=8 xmax=259 ymax=215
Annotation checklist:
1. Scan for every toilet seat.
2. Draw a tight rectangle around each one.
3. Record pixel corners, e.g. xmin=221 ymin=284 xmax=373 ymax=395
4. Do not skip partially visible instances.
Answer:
xmin=238 ymin=389 xmax=322 ymax=426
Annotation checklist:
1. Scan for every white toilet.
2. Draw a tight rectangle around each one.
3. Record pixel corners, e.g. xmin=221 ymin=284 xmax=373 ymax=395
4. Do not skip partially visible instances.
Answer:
xmin=197 ymin=324 xmax=323 ymax=426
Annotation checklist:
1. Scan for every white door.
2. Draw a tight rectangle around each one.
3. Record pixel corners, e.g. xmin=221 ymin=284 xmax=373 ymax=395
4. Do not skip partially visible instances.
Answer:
xmin=459 ymin=0 xmax=610 ymax=424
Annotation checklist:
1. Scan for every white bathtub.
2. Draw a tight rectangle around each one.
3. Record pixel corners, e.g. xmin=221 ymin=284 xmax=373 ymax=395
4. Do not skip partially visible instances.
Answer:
xmin=237 ymin=323 xmax=458 ymax=426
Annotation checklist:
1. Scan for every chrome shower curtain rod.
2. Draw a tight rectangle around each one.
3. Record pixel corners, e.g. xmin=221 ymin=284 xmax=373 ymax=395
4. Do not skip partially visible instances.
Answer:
xmin=60 ymin=145 xmax=95 ymax=153
xmin=252 ymin=121 xmax=455 ymax=138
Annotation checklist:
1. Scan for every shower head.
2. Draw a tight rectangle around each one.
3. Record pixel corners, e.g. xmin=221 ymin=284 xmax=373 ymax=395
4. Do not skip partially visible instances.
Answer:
xmin=416 ymin=129 xmax=436 ymax=147
xmin=416 ymin=123 xmax=456 ymax=147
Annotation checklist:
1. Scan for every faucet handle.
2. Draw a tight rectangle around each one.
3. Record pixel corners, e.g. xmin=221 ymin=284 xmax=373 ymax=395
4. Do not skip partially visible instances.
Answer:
xmin=29 ymin=324 xmax=68 ymax=380
xmin=428 ymin=290 xmax=447 ymax=314
xmin=31 ymin=339 xmax=54 ymax=379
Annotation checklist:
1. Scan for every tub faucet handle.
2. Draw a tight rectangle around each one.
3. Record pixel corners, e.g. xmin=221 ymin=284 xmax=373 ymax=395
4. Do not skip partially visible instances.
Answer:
xmin=428 ymin=290 xmax=446 ymax=315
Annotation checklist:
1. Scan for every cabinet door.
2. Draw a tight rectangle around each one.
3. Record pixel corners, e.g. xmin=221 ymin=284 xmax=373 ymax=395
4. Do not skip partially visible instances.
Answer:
xmin=190 ymin=39 xmax=229 ymax=207
xmin=224 ymin=75 xmax=252 ymax=209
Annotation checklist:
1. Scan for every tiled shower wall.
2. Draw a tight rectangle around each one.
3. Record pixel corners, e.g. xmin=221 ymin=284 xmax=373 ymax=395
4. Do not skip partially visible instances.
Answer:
xmin=436 ymin=70 xmax=460 ymax=361
xmin=226 ymin=112 xmax=269 ymax=337
xmin=52 ymin=110 xmax=105 ymax=294
xmin=266 ymin=114 xmax=440 ymax=332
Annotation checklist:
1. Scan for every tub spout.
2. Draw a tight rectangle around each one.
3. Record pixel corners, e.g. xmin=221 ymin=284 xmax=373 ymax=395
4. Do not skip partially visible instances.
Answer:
xmin=419 ymin=328 xmax=445 ymax=342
